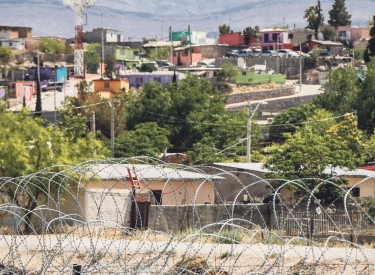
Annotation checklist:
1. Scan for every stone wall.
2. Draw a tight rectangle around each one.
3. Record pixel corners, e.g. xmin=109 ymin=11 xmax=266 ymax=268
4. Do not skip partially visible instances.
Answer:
xmin=148 ymin=204 xmax=269 ymax=233
xmin=226 ymin=94 xmax=318 ymax=113
xmin=216 ymin=57 xmax=305 ymax=77
xmin=225 ymin=86 xmax=295 ymax=104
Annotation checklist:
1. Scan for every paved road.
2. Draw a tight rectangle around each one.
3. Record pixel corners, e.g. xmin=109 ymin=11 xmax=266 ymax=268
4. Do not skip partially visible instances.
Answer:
xmin=225 ymin=81 xmax=323 ymax=112
xmin=9 ymin=76 xmax=99 ymax=113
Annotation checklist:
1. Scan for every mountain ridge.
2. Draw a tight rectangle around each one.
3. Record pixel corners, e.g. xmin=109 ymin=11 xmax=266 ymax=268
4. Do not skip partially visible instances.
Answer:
xmin=0 ymin=0 xmax=373 ymax=40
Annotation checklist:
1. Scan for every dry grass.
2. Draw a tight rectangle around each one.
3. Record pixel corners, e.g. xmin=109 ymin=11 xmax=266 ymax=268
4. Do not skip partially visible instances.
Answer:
xmin=228 ymin=83 xmax=288 ymax=95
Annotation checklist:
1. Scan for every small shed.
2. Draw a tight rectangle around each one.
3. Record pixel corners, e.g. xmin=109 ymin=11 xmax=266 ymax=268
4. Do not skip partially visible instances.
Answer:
xmin=300 ymin=39 xmax=344 ymax=55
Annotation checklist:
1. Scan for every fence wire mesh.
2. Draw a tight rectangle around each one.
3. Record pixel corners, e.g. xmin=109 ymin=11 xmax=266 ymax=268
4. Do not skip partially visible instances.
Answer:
xmin=0 ymin=157 xmax=374 ymax=274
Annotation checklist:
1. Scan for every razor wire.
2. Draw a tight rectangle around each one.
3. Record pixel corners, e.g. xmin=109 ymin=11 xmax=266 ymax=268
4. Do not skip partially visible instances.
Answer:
xmin=0 ymin=157 xmax=373 ymax=274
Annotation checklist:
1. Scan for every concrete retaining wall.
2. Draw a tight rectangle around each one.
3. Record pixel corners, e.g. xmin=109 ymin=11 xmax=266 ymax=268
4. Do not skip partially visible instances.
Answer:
xmin=226 ymin=94 xmax=318 ymax=113
xmin=216 ymin=57 xmax=305 ymax=77
xmin=225 ymin=86 xmax=295 ymax=104
xmin=148 ymin=204 xmax=269 ymax=233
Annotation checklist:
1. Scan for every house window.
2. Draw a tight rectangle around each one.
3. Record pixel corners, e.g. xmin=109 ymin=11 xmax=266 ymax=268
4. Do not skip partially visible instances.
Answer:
xmin=272 ymin=33 xmax=279 ymax=42
xmin=264 ymin=33 xmax=269 ymax=43
xmin=104 ymin=82 xmax=109 ymax=88
xmin=288 ymin=33 xmax=293 ymax=39
xmin=338 ymin=31 xmax=346 ymax=37
xmin=346 ymin=187 xmax=360 ymax=197
xmin=133 ymin=51 xmax=139 ymax=56
xmin=120 ymin=49 xmax=125 ymax=55
xmin=135 ymin=77 xmax=143 ymax=83
xmin=154 ymin=77 xmax=161 ymax=82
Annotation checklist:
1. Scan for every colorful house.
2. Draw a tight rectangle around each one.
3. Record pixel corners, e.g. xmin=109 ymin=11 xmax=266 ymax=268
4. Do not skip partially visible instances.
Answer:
xmin=8 ymin=81 xmax=36 ymax=99
xmin=92 ymin=78 xmax=129 ymax=99
xmin=170 ymin=45 xmax=202 ymax=66
xmin=101 ymin=45 xmax=142 ymax=71
xmin=122 ymin=71 xmax=184 ymax=88
xmin=218 ymin=32 xmax=257 ymax=46
xmin=337 ymin=26 xmax=371 ymax=42
xmin=257 ymin=28 xmax=294 ymax=52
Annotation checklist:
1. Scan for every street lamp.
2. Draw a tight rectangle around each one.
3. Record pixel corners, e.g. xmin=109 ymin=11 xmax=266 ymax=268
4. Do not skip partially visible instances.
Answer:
xmin=246 ymin=100 xmax=268 ymax=163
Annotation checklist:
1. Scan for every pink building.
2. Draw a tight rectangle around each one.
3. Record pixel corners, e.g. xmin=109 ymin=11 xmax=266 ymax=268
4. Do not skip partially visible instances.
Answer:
xmin=8 ymin=81 xmax=36 ymax=99
xmin=338 ymin=26 xmax=371 ymax=41
xmin=169 ymin=45 xmax=202 ymax=66
xmin=256 ymin=28 xmax=294 ymax=52
xmin=218 ymin=33 xmax=257 ymax=46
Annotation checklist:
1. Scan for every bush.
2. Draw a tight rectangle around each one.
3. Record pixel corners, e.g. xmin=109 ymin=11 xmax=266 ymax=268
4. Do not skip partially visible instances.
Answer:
xmin=0 ymin=46 xmax=12 ymax=62
xmin=217 ymin=63 xmax=239 ymax=82
xmin=39 ymin=38 xmax=65 ymax=54
xmin=353 ymin=48 xmax=365 ymax=60
xmin=215 ymin=229 xmax=243 ymax=244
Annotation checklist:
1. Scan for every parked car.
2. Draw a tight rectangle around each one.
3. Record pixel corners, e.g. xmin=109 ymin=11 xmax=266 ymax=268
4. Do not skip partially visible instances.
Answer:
xmin=226 ymin=50 xmax=238 ymax=57
xmin=197 ymin=61 xmax=215 ymax=68
xmin=42 ymin=82 xmax=64 ymax=92
xmin=252 ymin=48 xmax=261 ymax=57
xmin=276 ymin=49 xmax=299 ymax=58
xmin=156 ymin=60 xmax=172 ymax=67
xmin=308 ymin=48 xmax=330 ymax=57
xmin=233 ymin=49 xmax=253 ymax=58
xmin=259 ymin=50 xmax=277 ymax=58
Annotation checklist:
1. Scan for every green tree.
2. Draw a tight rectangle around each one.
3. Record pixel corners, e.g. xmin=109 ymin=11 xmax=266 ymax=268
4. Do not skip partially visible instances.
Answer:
xmin=0 ymin=108 xmax=106 ymax=232
xmin=310 ymin=46 xmax=321 ymax=61
xmin=356 ymin=60 xmax=375 ymax=133
xmin=75 ymin=80 xmax=93 ymax=101
xmin=218 ymin=24 xmax=231 ymax=35
xmin=39 ymin=38 xmax=65 ymax=54
xmin=104 ymin=54 xmax=117 ymax=79
xmin=263 ymin=125 xmax=358 ymax=204
xmin=243 ymin=26 xmax=259 ymax=45
xmin=328 ymin=0 xmax=352 ymax=28
xmin=139 ymin=63 xmax=157 ymax=72
xmin=0 ymin=46 xmax=12 ymax=63
xmin=84 ymin=51 xmax=101 ymax=74
xmin=217 ymin=63 xmax=239 ymax=82
xmin=148 ymin=47 xmax=170 ymax=60
xmin=304 ymin=1 xmax=324 ymax=39
xmin=313 ymin=66 xmax=359 ymax=115
xmin=364 ymin=16 xmax=375 ymax=63
xmin=320 ymin=24 xmax=337 ymax=40
xmin=268 ymin=104 xmax=320 ymax=142
xmin=114 ymin=122 xmax=171 ymax=158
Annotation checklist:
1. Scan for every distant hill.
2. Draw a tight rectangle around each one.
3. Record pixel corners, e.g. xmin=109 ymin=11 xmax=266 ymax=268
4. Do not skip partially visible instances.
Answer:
xmin=0 ymin=0 xmax=373 ymax=41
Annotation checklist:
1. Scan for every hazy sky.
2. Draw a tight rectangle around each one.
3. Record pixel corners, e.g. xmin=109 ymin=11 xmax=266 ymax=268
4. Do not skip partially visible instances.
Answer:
xmin=0 ymin=0 xmax=373 ymax=39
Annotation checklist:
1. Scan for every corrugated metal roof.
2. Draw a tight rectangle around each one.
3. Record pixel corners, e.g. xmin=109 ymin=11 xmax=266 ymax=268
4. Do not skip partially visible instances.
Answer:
xmin=87 ymin=164 xmax=225 ymax=182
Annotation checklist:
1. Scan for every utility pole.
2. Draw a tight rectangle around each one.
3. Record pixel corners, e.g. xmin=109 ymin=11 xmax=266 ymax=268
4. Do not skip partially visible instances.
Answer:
xmin=188 ymin=25 xmax=192 ymax=66
xmin=161 ymin=20 xmax=163 ymax=41
xmin=276 ymin=35 xmax=279 ymax=74
xmin=53 ymin=60 xmax=57 ymax=127
xmin=101 ymin=13 xmax=104 ymax=78
xmin=299 ymin=41 xmax=302 ymax=92
xmin=34 ymin=50 xmax=42 ymax=118
xmin=246 ymin=101 xmax=252 ymax=163
xmin=91 ymin=111 xmax=96 ymax=137
xmin=155 ymin=36 xmax=158 ymax=56
xmin=110 ymin=95 xmax=115 ymax=158
xmin=169 ymin=26 xmax=174 ymax=65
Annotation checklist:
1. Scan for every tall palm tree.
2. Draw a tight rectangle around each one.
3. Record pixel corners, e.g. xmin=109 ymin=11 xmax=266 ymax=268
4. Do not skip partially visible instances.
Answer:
xmin=304 ymin=1 xmax=324 ymax=39
xmin=304 ymin=5 xmax=318 ymax=30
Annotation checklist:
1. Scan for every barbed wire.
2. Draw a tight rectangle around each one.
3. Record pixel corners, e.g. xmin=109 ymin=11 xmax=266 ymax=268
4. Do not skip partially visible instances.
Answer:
xmin=0 ymin=157 xmax=374 ymax=274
